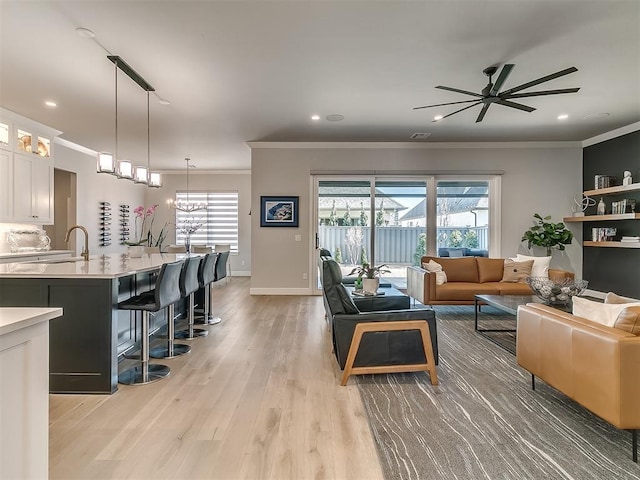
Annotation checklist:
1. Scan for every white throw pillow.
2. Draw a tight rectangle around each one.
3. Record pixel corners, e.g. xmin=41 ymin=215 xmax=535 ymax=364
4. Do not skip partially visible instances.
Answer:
xmin=572 ymin=296 xmax=640 ymax=327
xmin=515 ymin=254 xmax=551 ymax=278
xmin=422 ymin=260 xmax=447 ymax=285
xmin=605 ymin=292 xmax=640 ymax=304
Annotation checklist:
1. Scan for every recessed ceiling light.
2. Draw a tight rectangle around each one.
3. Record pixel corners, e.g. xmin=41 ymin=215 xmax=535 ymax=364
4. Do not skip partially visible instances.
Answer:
xmin=158 ymin=99 xmax=170 ymax=106
xmin=557 ymin=114 xmax=569 ymax=120
xmin=433 ymin=115 xmax=443 ymax=121
xmin=311 ymin=115 xmax=320 ymax=121
xmin=45 ymin=100 xmax=57 ymax=108
xmin=325 ymin=114 xmax=344 ymax=122
xmin=76 ymin=27 xmax=95 ymax=38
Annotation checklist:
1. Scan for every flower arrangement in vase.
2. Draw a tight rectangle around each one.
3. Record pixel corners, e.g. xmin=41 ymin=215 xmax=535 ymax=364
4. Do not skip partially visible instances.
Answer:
xmin=177 ymin=218 xmax=203 ymax=254
xmin=124 ymin=205 xmax=168 ymax=254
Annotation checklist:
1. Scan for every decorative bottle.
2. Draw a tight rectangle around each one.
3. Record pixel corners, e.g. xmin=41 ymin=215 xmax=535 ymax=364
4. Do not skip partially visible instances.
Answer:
xmin=597 ymin=198 xmax=606 ymax=215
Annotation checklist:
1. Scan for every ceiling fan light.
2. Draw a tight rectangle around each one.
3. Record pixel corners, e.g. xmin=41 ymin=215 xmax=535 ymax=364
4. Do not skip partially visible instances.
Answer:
xmin=97 ymin=152 xmax=115 ymax=174
xmin=134 ymin=166 xmax=148 ymax=184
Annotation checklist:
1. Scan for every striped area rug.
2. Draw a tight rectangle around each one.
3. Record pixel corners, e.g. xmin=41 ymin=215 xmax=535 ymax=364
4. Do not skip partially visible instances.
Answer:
xmin=357 ymin=305 xmax=640 ymax=480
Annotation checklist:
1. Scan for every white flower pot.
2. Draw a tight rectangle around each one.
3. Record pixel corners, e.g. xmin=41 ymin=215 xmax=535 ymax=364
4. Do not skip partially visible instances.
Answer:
xmin=362 ymin=278 xmax=379 ymax=294
xmin=128 ymin=245 xmax=145 ymax=258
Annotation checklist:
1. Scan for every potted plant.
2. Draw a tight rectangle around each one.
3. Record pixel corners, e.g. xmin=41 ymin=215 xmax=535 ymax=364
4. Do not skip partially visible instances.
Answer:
xmin=521 ymin=213 xmax=573 ymax=256
xmin=348 ymin=262 xmax=391 ymax=294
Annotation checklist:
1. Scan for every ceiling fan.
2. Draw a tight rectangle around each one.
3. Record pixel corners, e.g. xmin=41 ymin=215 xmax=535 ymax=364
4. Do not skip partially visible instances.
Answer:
xmin=414 ymin=64 xmax=580 ymax=123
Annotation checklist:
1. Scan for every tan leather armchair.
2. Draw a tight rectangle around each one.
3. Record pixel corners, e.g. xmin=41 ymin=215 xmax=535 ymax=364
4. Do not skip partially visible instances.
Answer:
xmin=517 ymin=303 xmax=640 ymax=462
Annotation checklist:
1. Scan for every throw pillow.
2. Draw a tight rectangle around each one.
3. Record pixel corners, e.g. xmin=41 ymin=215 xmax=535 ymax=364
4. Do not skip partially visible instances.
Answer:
xmin=422 ymin=260 xmax=447 ymax=285
xmin=501 ymin=259 xmax=534 ymax=283
xmin=605 ymin=292 xmax=640 ymax=304
xmin=612 ymin=306 xmax=640 ymax=335
xmin=572 ymin=296 xmax=640 ymax=327
xmin=514 ymin=254 xmax=551 ymax=278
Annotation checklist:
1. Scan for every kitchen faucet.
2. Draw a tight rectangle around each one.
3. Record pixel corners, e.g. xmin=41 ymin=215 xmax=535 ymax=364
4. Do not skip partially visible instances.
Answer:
xmin=64 ymin=225 xmax=90 ymax=261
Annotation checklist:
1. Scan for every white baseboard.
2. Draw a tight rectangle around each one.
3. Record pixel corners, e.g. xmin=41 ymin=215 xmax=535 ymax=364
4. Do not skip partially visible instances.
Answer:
xmin=230 ymin=270 xmax=251 ymax=277
xmin=249 ymin=287 xmax=313 ymax=295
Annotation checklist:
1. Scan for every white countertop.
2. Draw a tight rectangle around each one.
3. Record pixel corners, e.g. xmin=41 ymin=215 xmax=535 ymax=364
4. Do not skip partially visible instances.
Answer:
xmin=0 ymin=253 xmax=193 ymax=279
xmin=0 ymin=307 xmax=63 ymax=336
xmin=0 ymin=250 xmax=73 ymax=260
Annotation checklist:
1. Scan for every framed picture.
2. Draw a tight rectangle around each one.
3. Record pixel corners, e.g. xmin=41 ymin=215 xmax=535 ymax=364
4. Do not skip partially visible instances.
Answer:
xmin=260 ymin=196 xmax=299 ymax=227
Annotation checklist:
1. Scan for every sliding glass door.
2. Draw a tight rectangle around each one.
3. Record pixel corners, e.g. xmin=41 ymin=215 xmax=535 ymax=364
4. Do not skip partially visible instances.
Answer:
xmin=314 ymin=175 xmax=499 ymax=293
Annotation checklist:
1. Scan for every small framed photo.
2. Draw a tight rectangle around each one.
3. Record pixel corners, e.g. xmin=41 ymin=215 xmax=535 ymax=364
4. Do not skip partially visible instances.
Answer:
xmin=260 ymin=196 xmax=299 ymax=227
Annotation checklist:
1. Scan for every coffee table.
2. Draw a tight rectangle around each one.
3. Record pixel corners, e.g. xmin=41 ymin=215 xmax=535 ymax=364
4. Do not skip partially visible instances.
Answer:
xmin=474 ymin=294 xmax=571 ymax=353
xmin=345 ymin=285 xmax=411 ymax=311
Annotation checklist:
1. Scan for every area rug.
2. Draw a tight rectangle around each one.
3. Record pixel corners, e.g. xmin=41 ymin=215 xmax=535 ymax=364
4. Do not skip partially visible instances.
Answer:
xmin=357 ymin=305 xmax=640 ymax=480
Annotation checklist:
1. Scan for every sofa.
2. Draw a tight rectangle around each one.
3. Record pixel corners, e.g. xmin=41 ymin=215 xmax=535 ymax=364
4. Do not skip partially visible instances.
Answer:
xmin=406 ymin=255 xmax=573 ymax=306
xmin=517 ymin=303 xmax=640 ymax=461
xmin=321 ymin=258 xmax=438 ymax=385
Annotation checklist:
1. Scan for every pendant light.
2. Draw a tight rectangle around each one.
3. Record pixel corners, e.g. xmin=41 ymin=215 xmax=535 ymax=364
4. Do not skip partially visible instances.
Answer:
xmin=146 ymin=90 xmax=161 ymax=188
xmin=169 ymin=158 xmax=206 ymax=212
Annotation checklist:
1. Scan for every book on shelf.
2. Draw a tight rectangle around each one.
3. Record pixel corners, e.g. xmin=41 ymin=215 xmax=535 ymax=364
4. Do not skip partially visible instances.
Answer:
xmin=620 ymin=236 xmax=640 ymax=243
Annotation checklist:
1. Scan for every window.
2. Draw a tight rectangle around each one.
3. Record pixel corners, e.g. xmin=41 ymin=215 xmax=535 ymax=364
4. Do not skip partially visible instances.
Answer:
xmin=175 ymin=191 xmax=239 ymax=253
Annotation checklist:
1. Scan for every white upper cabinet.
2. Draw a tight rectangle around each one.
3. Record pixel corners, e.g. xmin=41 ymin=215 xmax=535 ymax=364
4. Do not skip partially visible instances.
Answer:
xmin=0 ymin=109 xmax=60 ymax=225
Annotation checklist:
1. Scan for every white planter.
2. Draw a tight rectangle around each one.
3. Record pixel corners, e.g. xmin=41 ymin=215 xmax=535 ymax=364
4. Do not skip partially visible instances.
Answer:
xmin=362 ymin=278 xmax=379 ymax=294
xmin=128 ymin=245 xmax=145 ymax=258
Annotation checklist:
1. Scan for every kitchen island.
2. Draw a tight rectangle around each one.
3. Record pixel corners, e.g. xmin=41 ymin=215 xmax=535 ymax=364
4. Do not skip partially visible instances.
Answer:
xmin=0 ymin=253 xmax=189 ymax=394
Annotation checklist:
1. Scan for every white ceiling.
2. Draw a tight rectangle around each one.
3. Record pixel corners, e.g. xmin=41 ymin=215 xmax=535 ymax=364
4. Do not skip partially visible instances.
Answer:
xmin=1 ymin=1 xmax=639 ymax=171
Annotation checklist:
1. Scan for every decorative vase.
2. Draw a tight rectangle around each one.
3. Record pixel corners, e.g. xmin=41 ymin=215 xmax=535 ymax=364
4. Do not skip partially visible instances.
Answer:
xmin=184 ymin=235 xmax=191 ymax=254
xmin=128 ymin=245 xmax=145 ymax=258
xmin=362 ymin=278 xmax=379 ymax=294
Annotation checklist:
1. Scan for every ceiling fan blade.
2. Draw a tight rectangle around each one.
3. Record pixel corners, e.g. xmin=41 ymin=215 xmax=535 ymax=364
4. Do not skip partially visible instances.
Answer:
xmin=435 ymin=85 xmax=484 ymax=98
xmin=496 ymin=99 xmax=536 ymax=112
xmin=433 ymin=101 xmax=483 ymax=121
xmin=413 ymin=99 xmax=482 ymax=110
xmin=490 ymin=64 xmax=514 ymax=96
xmin=499 ymin=67 xmax=578 ymax=96
xmin=475 ymin=103 xmax=491 ymax=123
xmin=502 ymin=88 xmax=580 ymax=99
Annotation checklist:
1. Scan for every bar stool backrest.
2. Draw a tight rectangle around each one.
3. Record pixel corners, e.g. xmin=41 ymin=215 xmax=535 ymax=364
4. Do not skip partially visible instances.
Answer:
xmin=214 ymin=251 xmax=230 ymax=282
xmin=155 ymin=260 xmax=184 ymax=310
xmin=198 ymin=253 xmax=218 ymax=287
xmin=180 ymin=256 xmax=202 ymax=297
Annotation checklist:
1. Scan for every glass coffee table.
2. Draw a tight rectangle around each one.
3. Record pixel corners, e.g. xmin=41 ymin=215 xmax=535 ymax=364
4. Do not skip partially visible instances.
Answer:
xmin=474 ymin=294 xmax=571 ymax=353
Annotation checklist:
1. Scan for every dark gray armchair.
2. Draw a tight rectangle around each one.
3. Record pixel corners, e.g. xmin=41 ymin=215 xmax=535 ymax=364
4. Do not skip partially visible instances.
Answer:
xmin=321 ymin=258 xmax=439 ymax=385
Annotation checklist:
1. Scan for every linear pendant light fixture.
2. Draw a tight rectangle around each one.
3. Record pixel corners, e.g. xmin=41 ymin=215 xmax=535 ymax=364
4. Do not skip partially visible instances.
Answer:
xmin=96 ymin=54 xmax=161 ymax=188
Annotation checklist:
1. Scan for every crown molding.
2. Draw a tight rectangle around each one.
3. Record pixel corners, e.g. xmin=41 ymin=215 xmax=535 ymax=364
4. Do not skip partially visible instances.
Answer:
xmin=54 ymin=137 xmax=97 ymax=156
xmin=582 ymin=121 xmax=640 ymax=147
xmin=246 ymin=141 xmax=581 ymax=149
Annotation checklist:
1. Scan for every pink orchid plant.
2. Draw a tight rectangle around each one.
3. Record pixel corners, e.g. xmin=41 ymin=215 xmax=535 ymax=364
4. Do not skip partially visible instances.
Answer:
xmin=125 ymin=204 xmax=168 ymax=247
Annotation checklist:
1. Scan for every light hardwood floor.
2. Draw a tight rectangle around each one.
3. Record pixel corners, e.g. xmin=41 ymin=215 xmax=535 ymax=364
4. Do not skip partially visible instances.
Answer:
xmin=49 ymin=277 xmax=384 ymax=480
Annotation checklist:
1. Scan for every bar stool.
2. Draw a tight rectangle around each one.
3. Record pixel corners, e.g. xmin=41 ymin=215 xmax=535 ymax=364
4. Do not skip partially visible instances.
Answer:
xmin=175 ymin=256 xmax=208 ymax=339
xmin=117 ymin=260 xmax=183 ymax=385
xmin=195 ymin=252 xmax=218 ymax=325
xmin=208 ymin=251 xmax=230 ymax=325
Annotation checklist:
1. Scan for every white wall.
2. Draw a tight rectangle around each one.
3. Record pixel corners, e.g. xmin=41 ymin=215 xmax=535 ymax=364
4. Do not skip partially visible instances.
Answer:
xmin=53 ymin=144 xmax=145 ymax=256
xmin=250 ymin=143 xmax=583 ymax=294
xmin=144 ymin=171 xmax=252 ymax=275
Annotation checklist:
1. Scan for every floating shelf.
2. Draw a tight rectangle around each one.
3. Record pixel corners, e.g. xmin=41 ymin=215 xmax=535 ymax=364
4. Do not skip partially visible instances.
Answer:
xmin=584 ymin=241 xmax=640 ymax=249
xmin=564 ymin=213 xmax=640 ymax=223
xmin=583 ymin=182 xmax=640 ymax=197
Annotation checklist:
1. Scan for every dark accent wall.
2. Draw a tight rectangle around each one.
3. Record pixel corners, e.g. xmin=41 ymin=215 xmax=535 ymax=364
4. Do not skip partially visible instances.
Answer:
xmin=582 ymin=130 xmax=640 ymax=298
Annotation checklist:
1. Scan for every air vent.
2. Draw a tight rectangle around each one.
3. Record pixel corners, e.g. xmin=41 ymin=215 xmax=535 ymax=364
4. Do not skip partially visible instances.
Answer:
xmin=410 ymin=132 xmax=431 ymax=140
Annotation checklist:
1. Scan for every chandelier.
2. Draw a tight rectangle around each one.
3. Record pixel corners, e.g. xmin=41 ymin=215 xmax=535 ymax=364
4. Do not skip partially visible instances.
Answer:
xmin=168 ymin=158 xmax=207 ymax=213
xmin=96 ymin=54 xmax=161 ymax=188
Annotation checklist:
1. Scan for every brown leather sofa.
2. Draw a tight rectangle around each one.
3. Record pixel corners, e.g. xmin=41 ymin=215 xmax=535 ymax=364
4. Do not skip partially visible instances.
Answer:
xmin=517 ymin=303 xmax=640 ymax=462
xmin=406 ymin=256 xmax=573 ymax=306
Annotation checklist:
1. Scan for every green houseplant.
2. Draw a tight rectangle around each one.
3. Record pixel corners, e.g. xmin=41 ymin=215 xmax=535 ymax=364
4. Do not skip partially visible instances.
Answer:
xmin=521 ymin=213 xmax=573 ymax=256
xmin=348 ymin=262 xmax=391 ymax=294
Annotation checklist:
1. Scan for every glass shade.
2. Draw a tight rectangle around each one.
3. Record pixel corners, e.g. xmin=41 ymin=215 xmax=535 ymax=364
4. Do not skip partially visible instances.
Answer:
xmin=97 ymin=152 xmax=115 ymax=173
xmin=134 ymin=166 xmax=148 ymax=184
xmin=117 ymin=160 xmax=133 ymax=179
xmin=149 ymin=171 xmax=162 ymax=188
